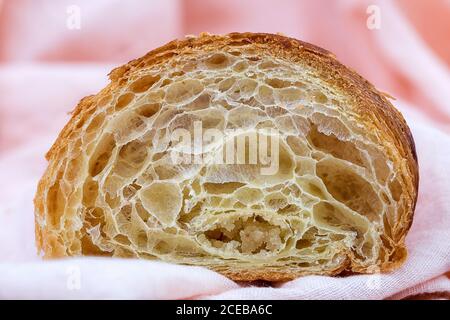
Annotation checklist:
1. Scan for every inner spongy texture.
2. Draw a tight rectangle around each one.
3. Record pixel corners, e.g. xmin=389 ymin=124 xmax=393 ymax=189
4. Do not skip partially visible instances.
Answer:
xmin=53 ymin=49 xmax=402 ymax=270
xmin=203 ymin=216 xmax=284 ymax=254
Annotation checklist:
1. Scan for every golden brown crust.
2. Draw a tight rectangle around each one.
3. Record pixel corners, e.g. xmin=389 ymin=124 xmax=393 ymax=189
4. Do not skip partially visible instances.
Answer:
xmin=34 ymin=32 xmax=419 ymax=281
xmin=212 ymin=258 xmax=351 ymax=282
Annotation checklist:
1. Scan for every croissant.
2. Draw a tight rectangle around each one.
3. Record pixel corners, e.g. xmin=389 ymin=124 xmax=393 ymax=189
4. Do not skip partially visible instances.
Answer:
xmin=34 ymin=33 xmax=418 ymax=281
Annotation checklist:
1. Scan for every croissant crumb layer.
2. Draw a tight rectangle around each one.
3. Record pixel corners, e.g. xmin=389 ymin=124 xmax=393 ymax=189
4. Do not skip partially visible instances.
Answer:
xmin=35 ymin=33 xmax=418 ymax=281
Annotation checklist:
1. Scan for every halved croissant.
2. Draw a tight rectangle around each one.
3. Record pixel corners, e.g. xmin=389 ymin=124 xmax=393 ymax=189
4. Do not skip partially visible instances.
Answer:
xmin=34 ymin=33 xmax=418 ymax=281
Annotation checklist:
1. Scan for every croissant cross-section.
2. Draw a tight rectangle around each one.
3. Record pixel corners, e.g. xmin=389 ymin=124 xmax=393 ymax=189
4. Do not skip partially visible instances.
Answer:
xmin=35 ymin=33 xmax=418 ymax=281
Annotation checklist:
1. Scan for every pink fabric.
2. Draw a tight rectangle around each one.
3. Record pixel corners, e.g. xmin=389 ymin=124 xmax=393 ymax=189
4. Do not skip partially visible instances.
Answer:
xmin=0 ymin=0 xmax=449 ymax=299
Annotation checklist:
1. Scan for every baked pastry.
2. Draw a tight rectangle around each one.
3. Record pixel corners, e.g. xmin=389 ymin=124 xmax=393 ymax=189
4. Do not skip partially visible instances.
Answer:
xmin=34 ymin=33 xmax=418 ymax=281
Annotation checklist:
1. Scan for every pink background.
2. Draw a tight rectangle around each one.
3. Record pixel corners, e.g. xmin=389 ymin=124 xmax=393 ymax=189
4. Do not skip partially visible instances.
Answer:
xmin=0 ymin=0 xmax=449 ymax=299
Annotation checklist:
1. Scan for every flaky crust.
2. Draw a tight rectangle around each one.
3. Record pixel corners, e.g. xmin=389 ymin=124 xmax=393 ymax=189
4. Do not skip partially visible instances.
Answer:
xmin=34 ymin=33 xmax=418 ymax=281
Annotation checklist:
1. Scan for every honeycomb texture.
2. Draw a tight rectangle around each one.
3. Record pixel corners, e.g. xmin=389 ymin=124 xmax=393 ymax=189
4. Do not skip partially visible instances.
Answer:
xmin=34 ymin=33 xmax=418 ymax=281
